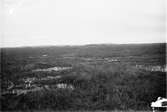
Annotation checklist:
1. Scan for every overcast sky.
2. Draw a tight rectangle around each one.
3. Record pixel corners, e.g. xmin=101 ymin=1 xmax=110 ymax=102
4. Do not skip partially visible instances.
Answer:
xmin=1 ymin=0 xmax=166 ymax=47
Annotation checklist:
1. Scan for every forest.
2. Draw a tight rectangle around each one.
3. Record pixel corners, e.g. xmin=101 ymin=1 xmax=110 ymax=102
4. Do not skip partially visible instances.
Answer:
xmin=0 ymin=43 xmax=166 ymax=111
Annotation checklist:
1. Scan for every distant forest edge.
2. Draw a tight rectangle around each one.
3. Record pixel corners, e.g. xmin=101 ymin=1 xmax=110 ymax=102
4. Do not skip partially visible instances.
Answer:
xmin=1 ymin=43 xmax=166 ymax=57
xmin=0 ymin=43 xmax=166 ymax=111
xmin=1 ymin=43 xmax=166 ymax=66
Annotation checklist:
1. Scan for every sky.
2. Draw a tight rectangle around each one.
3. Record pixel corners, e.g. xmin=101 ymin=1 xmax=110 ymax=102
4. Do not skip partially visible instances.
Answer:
xmin=1 ymin=0 xmax=166 ymax=47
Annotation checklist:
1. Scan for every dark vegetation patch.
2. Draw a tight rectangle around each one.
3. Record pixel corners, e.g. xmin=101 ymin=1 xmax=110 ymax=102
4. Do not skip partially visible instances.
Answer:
xmin=0 ymin=43 xmax=166 ymax=111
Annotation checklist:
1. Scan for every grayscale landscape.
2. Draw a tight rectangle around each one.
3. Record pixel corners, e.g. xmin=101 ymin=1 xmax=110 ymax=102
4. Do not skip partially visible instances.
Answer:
xmin=1 ymin=0 xmax=166 ymax=111
xmin=1 ymin=43 xmax=166 ymax=111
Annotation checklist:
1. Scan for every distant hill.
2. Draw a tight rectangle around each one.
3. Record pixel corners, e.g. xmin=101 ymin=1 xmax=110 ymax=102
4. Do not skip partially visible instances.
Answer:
xmin=1 ymin=43 xmax=166 ymax=58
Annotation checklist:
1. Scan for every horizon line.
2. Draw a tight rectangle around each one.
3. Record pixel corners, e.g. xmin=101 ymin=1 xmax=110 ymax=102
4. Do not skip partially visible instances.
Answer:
xmin=1 ymin=42 xmax=166 ymax=49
